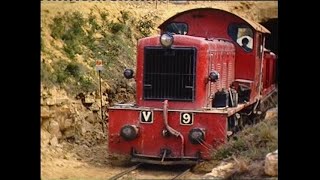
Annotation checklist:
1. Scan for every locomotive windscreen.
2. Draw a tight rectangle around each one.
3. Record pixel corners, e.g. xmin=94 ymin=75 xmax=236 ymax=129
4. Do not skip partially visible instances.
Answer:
xmin=143 ymin=47 xmax=196 ymax=101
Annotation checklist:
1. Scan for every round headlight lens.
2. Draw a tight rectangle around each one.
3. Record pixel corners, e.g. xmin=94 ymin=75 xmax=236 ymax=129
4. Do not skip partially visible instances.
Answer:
xmin=189 ymin=128 xmax=205 ymax=144
xmin=160 ymin=33 xmax=174 ymax=47
xmin=123 ymin=69 xmax=134 ymax=79
xmin=120 ymin=125 xmax=139 ymax=141
xmin=209 ymin=71 xmax=219 ymax=82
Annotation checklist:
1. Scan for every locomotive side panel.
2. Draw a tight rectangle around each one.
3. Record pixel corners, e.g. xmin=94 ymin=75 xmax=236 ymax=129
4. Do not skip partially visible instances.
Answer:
xmin=208 ymin=40 xmax=235 ymax=102
xmin=261 ymin=51 xmax=277 ymax=96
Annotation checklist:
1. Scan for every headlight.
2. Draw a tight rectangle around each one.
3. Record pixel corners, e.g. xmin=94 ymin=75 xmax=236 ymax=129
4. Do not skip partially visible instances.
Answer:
xmin=208 ymin=71 xmax=219 ymax=82
xmin=160 ymin=33 xmax=174 ymax=47
xmin=120 ymin=125 xmax=139 ymax=141
xmin=123 ymin=69 xmax=134 ymax=79
xmin=188 ymin=128 xmax=205 ymax=144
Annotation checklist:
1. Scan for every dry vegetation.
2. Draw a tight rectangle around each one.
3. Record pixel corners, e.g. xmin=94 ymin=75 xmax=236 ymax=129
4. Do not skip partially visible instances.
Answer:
xmin=193 ymin=110 xmax=278 ymax=179
xmin=212 ymin=118 xmax=277 ymax=161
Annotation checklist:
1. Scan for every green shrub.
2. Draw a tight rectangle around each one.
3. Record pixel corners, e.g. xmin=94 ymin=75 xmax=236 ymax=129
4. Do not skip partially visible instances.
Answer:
xmin=88 ymin=12 xmax=101 ymax=32
xmin=79 ymin=76 xmax=96 ymax=92
xmin=49 ymin=12 xmax=87 ymax=59
xmin=136 ymin=13 xmax=157 ymax=37
xmin=124 ymin=26 xmax=132 ymax=39
xmin=212 ymin=119 xmax=278 ymax=161
xmin=50 ymin=60 xmax=69 ymax=84
xmin=41 ymin=62 xmax=54 ymax=86
xmin=56 ymin=71 xmax=68 ymax=84
xmin=63 ymin=40 xmax=83 ymax=59
xmin=65 ymin=62 xmax=81 ymax=78
xmin=99 ymin=11 xmax=109 ymax=21
xmin=46 ymin=9 xmax=137 ymax=94
xmin=50 ymin=15 xmax=65 ymax=39
xmin=109 ymin=22 xmax=125 ymax=34
xmin=118 ymin=10 xmax=130 ymax=24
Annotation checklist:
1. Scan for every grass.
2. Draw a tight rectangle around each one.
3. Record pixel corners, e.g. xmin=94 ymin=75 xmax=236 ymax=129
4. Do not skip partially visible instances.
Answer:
xmin=41 ymin=28 xmax=45 ymax=52
xmin=193 ymin=114 xmax=278 ymax=178
xmin=212 ymin=117 xmax=278 ymax=161
xmin=41 ymin=59 xmax=97 ymax=94
xmin=42 ymin=7 xmax=157 ymax=95
xmin=41 ymin=62 xmax=55 ymax=87
xmin=48 ymin=9 xmax=152 ymax=62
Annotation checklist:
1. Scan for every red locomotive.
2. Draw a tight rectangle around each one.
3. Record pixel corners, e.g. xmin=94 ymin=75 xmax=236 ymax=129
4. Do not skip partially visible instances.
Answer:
xmin=108 ymin=8 xmax=277 ymax=165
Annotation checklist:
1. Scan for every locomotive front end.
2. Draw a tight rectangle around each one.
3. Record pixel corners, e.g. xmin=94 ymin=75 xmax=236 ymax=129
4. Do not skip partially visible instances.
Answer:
xmin=108 ymin=33 xmax=232 ymax=165
xmin=108 ymin=103 xmax=228 ymax=165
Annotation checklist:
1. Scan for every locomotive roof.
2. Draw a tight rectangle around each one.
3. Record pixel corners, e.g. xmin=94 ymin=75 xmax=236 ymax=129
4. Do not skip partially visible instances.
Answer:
xmin=158 ymin=8 xmax=271 ymax=34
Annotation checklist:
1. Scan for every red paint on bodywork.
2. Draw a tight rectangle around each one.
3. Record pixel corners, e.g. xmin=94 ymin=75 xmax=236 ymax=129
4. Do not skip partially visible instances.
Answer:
xmin=158 ymin=8 xmax=258 ymax=82
xmin=108 ymin=108 xmax=227 ymax=160
xmin=157 ymin=8 xmax=271 ymax=102
xmin=262 ymin=51 xmax=277 ymax=96
xmin=136 ymin=36 xmax=235 ymax=109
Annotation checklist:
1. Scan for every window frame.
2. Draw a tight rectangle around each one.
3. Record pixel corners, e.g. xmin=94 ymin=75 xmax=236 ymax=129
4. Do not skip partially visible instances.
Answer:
xmin=257 ymin=33 xmax=263 ymax=59
xmin=165 ymin=22 xmax=189 ymax=35
xmin=227 ymin=23 xmax=254 ymax=53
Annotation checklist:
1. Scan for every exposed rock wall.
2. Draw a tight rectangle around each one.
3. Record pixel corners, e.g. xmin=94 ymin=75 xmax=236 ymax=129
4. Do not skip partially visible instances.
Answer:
xmin=41 ymin=83 xmax=135 ymax=148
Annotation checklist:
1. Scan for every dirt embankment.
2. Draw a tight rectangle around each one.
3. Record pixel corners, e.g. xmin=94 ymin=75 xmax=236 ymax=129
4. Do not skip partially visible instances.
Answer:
xmin=41 ymin=1 xmax=278 ymax=179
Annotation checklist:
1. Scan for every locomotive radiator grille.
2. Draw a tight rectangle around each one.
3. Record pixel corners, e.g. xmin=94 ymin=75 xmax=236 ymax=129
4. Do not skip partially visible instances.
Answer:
xmin=143 ymin=47 xmax=196 ymax=101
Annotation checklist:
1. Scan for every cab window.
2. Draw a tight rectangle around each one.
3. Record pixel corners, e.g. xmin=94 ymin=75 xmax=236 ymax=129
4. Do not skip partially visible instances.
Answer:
xmin=165 ymin=22 xmax=188 ymax=35
xmin=228 ymin=24 xmax=253 ymax=52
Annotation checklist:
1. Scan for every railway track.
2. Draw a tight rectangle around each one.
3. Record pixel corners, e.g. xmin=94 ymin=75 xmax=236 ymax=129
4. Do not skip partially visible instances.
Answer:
xmin=109 ymin=163 xmax=143 ymax=180
xmin=171 ymin=167 xmax=191 ymax=180
xmin=108 ymin=163 xmax=194 ymax=180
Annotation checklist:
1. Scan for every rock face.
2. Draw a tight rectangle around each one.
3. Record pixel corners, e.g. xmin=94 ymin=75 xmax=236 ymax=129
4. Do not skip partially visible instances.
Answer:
xmin=40 ymin=80 xmax=134 ymax=168
xmin=49 ymin=136 xmax=59 ymax=146
xmin=264 ymin=150 xmax=278 ymax=176
xmin=41 ymin=106 xmax=51 ymax=118
xmin=48 ymin=120 xmax=61 ymax=138
xmin=40 ymin=85 xmax=127 ymax=147
xmin=265 ymin=107 xmax=278 ymax=120
xmin=203 ymin=162 xmax=236 ymax=179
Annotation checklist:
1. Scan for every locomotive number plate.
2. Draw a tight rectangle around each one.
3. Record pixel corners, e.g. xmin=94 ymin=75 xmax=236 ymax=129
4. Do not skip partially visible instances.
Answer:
xmin=180 ymin=112 xmax=193 ymax=125
xmin=140 ymin=110 xmax=153 ymax=123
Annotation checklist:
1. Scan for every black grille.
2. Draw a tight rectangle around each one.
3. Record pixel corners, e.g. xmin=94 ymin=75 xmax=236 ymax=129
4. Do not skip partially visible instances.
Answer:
xmin=143 ymin=47 xmax=196 ymax=101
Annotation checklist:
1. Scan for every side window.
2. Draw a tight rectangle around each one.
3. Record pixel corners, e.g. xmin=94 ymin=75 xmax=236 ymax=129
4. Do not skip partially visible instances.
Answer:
xmin=165 ymin=23 xmax=188 ymax=35
xmin=228 ymin=24 xmax=254 ymax=52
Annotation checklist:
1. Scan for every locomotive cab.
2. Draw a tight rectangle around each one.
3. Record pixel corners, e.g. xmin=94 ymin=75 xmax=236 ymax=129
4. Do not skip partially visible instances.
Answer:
xmin=108 ymin=8 xmax=277 ymax=165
